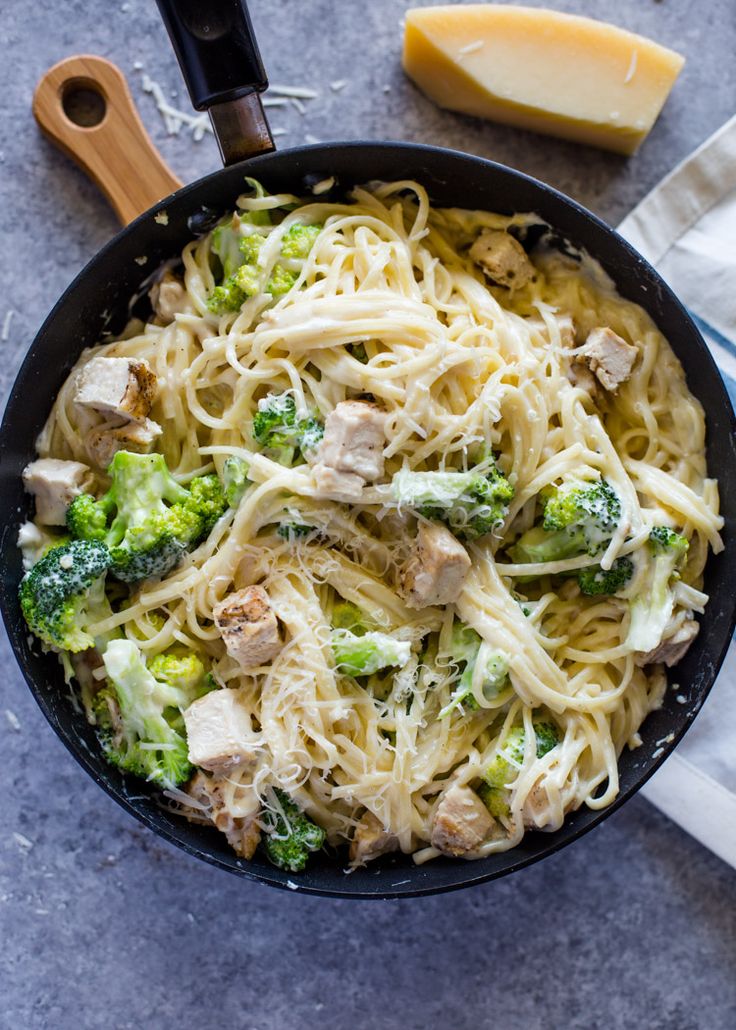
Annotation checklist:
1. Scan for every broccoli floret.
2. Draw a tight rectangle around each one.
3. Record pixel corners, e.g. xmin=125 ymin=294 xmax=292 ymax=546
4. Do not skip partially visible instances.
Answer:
xmin=147 ymin=651 xmax=212 ymax=697
xmin=266 ymin=265 xmax=299 ymax=297
xmin=509 ymin=479 xmax=621 ymax=564
xmin=207 ymin=219 xmax=320 ymax=314
xmin=481 ymin=721 xmax=560 ymax=818
xmin=19 ymin=540 xmax=112 ymax=652
xmin=222 ymin=456 xmax=250 ymax=507
xmin=625 ymin=527 xmax=689 ymax=654
xmin=252 ymin=394 xmax=323 ymax=466
xmin=331 ymin=601 xmax=370 ymax=635
xmin=95 ymin=639 xmax=206 ymax=789
xmin=298 ymin=417 xmax=324 ymax=459
xmin=239 ymin=232 xmax=267 ymax=264
xmin=207 ymin=220 xmax=269 ymax=314
xmin=577 ymin=556 xmax=634 ymax=596
xmin=67 ymin=451 xmax=226 ymax=584
xmin=438 ymin=620 xmax=510 ymax=717
xmin=262 ymin=788 xmax=326 ymax=872
xmin=349 ymin=342 xmax=369 ymax=363
xmin=331 ymin=629 xmax=411 ymax=677
xmin=391 ymin=463 xmax=514 ymax=539
xmin=280 ymin=223 xmax=321 ymax=260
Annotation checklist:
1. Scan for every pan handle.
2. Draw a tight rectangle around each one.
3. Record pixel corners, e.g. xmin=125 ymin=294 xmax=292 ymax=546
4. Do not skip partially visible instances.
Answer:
xmin=33 ymin=55 xmax=183 ymax=226
xmin=154 ymin=0 xmax=274 ymax=166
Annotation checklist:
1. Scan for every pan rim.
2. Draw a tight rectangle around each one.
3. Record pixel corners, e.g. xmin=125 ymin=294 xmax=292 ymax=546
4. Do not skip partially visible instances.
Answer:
xmin=2 ymin=139 xmax=735 ymax=898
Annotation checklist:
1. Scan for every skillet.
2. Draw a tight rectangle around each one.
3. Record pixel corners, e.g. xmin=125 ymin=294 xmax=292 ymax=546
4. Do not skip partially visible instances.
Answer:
xmin=1 ymin=0 xmax=734 ymax=898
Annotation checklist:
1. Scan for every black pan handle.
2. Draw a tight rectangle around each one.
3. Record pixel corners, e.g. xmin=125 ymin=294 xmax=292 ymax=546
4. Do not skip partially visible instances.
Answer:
xmin=155 ymin=0 xmax=274 ymax=165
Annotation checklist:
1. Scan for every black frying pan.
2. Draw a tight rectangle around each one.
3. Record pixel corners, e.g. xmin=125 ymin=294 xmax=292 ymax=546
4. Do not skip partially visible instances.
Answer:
xmin=1 ymin=0 xmax=734 ymax=899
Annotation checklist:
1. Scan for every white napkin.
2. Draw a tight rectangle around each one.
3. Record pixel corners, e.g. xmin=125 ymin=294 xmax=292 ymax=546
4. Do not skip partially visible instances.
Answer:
xmin=618 ymin=117 xmax=736 ymax=869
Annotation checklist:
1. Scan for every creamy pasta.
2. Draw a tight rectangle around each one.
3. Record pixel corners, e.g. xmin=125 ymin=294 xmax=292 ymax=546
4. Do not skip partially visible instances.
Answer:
xmin=21 ymin=179 xmax=722 ymax=870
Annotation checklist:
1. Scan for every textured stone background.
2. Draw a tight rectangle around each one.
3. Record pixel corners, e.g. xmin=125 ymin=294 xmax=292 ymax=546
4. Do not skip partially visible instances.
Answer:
xmin=1 ymin=1 xmax=735 ymax=1027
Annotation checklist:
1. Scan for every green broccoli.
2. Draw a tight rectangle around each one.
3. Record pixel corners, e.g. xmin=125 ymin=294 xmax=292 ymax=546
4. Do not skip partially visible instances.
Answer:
xmin=67 ymin=451 xmax=226 ymax=584
xmin=348 ymin=342 xmax=369 ymax=363
xmin=577 ymin=556 xmax=634 ymax=596
xmin=480 ymin=720 xmax=560 ymax=818
xmin=331 ymin=629 xmax=411 ymax=677
xmin=95 ymin=639 xmax=209 ymax=789
xmin=438 ymin=620 xmax=510 ymax=717
xmin=280 ymin=223 xmax=321 ymax=260
xmin=391 ymin=462 xmax=514 ymax=539
xmin=19 ymin=539 xmax=112 ymax=652
xmin=147 ymin=650 xmax=212 ymax=695
xmin=222 ymin=456 xmax=250 ymax=507
xmin=207 ymin=220 xmax=270 ymax=314
xmin=509 ymin=479 xmax=621 ymax=565
xmin=625 ymin=527 xmax=689 ymax=655
xmin=207 ymin=219 xmax=322 ymax=314
xmin=252 ymin=393 xmax=324 ymax=466
xmin=262 ymin=788 xmax=326 ymax=872
xmin=331 ymin=601 xmax=371 ymax=635
xmin=266 ymin=264 xmax=299 ymax=297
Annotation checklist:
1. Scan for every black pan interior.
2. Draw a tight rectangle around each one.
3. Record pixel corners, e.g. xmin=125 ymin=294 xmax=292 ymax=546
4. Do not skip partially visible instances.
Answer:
xmin=1 ymin=142 xmax=734 ymax=898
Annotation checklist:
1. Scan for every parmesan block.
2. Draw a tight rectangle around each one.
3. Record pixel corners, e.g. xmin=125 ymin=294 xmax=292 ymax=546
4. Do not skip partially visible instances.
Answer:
xmin=402 ymin=5 xmax=685 ymax=154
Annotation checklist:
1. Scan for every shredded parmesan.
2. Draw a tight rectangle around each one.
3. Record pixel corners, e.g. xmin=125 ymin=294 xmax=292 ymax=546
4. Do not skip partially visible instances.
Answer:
xmin=1 ymin=309 xmax=14 ymax=341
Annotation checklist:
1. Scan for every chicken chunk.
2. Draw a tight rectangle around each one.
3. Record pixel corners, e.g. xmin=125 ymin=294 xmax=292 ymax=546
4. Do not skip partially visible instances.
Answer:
xmin=431 ymin=783 xmax=495 ymax=857
xmin=579 ymin=327 xmax=637 ymax=393
xmin=187 ymin=771 xmax=261 ymax=860
xmin=349 ymin=811 xmax=399 ymax=866
xmin=469 ymin=229 xmax=535 ymax=289
xmin=183 ymin=688 xmax=260 ymax=775
xmin=401 ymin=521 xmax=471 ymax=609
xmin=22 ymin=457 xmax=92 ymax=525
xmin=567 ymin=361 xmax=599 ymax=397
xmin=311 ymin=462 xmax=365 ymax=502
xmin=214 ymin=585 xmax=283 ymax=670
xmin=317 ymin=400 xmax=387 ymax=482
xmin=74 ymin=356 xmax=158 ymax=422
xmin=522 ymin=778 xmax=573 ymax=830
xmin=149 ymin=270 xmax=194 ymax=325
xmin=85 ymin=417 xmax=162 ymax=469
xmin=636 ymin=618 xmax=699 ymax=668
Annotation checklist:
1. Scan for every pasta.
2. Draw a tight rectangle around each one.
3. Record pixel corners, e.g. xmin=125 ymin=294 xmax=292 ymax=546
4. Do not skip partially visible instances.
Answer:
xmin=21 ymin=179 xmax=722 ymax=870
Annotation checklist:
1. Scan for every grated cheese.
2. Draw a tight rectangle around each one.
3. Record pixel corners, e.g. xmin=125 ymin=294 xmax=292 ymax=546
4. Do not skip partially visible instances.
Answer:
xmin=4 ymin=709 xmax=20 ymax=731
xmin=269 ymin=83 xmax=319 ymax=99
xmin=1 ymin=309 xmax=14 ymax=341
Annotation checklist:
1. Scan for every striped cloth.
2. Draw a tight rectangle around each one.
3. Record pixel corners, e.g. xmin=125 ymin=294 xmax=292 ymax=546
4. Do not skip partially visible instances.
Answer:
xmin=618 ymin=116 xmax=736 ymax=869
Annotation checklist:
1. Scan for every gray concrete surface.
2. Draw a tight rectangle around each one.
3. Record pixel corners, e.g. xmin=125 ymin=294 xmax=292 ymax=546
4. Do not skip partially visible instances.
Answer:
xmin=1 ymin=1 xmax=735 ymax=1027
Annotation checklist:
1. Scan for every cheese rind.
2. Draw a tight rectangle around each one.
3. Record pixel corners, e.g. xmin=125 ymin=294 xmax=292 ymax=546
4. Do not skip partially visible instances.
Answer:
xmin=402 ymin=5 xmax=685 ymax=155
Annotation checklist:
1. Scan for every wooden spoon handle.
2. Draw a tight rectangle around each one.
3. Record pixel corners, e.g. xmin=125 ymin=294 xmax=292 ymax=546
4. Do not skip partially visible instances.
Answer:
xmin=33 ymin=55 xmax=183 ymax=226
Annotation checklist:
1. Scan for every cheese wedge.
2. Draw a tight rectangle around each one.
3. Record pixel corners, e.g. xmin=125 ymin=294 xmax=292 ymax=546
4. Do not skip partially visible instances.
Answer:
xmin=403 ymin=5 xmax=685 ymax=154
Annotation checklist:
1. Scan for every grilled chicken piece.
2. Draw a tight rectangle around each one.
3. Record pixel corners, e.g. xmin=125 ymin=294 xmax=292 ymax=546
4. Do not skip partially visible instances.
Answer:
xmin=401 ymin=521 xmax=471 ymax=609
xmin=187 ymin=771 xmax=261 ymax=860
xmin=22 ymin=457 xmax=92 ymax=525
xmin=85 ymin=417 xmax=162 ymax=468
xmin=149 ymin=270 xmax=194 ymax=325
xmin=317 ymin=400 xmax=387 ymax=482
xmin=349 ymin=811 xmax=399 ymax=866
xmin=431 ymin=783 xmax=495 ymax=857
xmin=74 ymin=356 xmax=158 ymax=422
xmin=579 ymin=327 xmax=637 ymax=392
xmin=311 ymin=462 xmax=365 ymax=502
xmin=214 ymin=585 xmax=283 ymax=670
xmin=470 ymin=229 xmax=534 ymax=289
xmin=183 ymin=688 xmax=260 ymax=775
